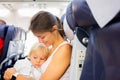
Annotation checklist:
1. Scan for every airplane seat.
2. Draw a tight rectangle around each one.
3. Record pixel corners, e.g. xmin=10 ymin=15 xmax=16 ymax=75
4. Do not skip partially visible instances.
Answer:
xmin=0 ymin=26 xmax=26 ymax=80
xmin=0 ymin=25 xmax=8 ymax=57
xmin=64 ymin=0 xmax=120 ymax=80
xmin=0 ymin=25 xmax=15 ymax=63
xmin=0 ymin=24 xmax=8 ymax=39
xmin=66 ymin=0 xmax=97 ymax=30
xmin=64 ymin=0 xmax=99 ymax=46
xmin=0 ymin=38 xmax=4 ymax=57
xmin=62 ymin=0 xmax=100 ymax=80
xmin=80 ymin=11 xmax=120 ymax=80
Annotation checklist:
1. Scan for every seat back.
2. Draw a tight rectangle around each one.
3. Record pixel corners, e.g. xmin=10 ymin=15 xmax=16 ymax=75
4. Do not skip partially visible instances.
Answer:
xmin=80 ymin=12 xmax=120 ymax=80
xmin=0 ymin=25 xmax=8 ymax=57
xmin=0 ymin=25 xmax=15 ymax=63
xmin=0 ymin=38 xmax=4 ymax=57
xmin=63 ymin=0 xmax=99 ymax=80
xmin=0 ymin=26 xmax=26 ymax=80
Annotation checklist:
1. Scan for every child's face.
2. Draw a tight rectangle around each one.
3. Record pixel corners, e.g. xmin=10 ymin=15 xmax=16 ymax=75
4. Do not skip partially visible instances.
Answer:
xmin=29 ymin=49 xmax=47 ymax=68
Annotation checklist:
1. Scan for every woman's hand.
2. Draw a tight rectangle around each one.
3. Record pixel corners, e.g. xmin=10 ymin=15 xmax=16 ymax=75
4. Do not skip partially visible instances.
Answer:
xmin=4 ymin=68 xmax=16 ymax=80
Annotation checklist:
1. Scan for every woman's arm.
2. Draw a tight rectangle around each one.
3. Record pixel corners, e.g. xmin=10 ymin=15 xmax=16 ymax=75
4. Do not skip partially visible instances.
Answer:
xmin=16 ymin=74 xmax=33 ymax=80
xmin=41 ymin=44 xmax=72 ymax=80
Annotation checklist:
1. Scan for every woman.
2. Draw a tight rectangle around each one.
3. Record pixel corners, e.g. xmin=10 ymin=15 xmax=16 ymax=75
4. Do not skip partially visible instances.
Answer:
xmin=4 ymin=11 xmax=72 ymax=80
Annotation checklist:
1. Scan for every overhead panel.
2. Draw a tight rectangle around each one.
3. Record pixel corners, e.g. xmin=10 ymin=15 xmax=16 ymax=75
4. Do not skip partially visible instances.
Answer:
xmin=0 ymin=0 xmax=70 ymax=2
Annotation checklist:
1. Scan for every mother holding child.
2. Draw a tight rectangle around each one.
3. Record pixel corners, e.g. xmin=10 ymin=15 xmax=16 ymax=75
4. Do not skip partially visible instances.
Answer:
xmin=4 ymin=11 xmax=72 ymax=80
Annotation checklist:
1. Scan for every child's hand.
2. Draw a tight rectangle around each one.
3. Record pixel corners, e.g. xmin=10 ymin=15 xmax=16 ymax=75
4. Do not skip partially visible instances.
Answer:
xmin=4 ymin=68 xmax=16 ymax=80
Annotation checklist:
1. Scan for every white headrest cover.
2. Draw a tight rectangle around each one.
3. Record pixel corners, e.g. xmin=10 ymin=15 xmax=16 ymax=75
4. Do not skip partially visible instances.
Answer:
xmin=86 ymin=0 xmax=120 ymax=28
xmin=63 ymin=16 xmax=74 ymax=40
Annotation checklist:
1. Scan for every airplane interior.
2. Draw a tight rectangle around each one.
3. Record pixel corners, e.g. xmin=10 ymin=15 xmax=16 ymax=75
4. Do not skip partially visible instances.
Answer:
xmin=0 ymin=0 xmax=120 ymax=80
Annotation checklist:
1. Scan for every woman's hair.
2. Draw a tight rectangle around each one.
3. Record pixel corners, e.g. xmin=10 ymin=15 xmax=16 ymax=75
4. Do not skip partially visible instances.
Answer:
xmin=29 ymin=11 xmax=65 ymax=38
xmin=29 ymin=43 xmax=49 ymax=57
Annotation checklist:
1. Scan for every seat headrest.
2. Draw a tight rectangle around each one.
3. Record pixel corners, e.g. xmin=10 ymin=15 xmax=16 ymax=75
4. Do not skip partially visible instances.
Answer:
xmin=66 ymin=0 xmax=97 ymax=31
xmin=66 ymin=2 xmax=76 ymax=31
xmin=0 ymin=25 xmax=8 ymax=39
xmin=72 ymin=0 xmax=97 ymax=27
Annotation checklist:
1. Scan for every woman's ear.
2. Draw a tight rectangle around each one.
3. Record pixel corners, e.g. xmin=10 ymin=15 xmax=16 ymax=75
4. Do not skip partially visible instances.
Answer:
xmin=52 ymin=25 xmax=58 ymax=31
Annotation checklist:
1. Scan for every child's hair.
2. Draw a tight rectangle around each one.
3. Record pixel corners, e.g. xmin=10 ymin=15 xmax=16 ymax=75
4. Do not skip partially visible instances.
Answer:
xmin=29 ymin=43 xmax=49 ymax=58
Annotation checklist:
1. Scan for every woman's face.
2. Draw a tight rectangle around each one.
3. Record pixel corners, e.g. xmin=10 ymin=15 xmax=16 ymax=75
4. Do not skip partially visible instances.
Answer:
xmin=34 ymin=32 xmax=55 ymax=47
